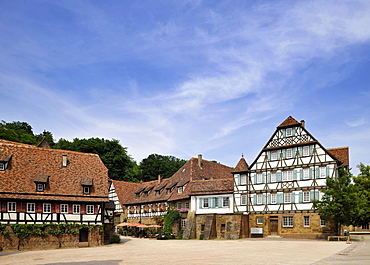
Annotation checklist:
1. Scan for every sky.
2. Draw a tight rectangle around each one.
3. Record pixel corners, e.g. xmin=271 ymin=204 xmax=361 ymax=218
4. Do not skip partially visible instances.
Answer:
xmin=1 ymin=0 xmax=370 ymax=173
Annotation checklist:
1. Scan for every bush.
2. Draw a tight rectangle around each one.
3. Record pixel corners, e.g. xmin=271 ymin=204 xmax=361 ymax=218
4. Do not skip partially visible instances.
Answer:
xmin=199 ymin=234 xmax=204 ymax=240
xmin=110 ymin=233 xmax=121 ymax=244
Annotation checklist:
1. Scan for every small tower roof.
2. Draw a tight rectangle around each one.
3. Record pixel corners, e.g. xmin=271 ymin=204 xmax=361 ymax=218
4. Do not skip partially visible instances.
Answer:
xmin=234 ymin=157 xmax=249 ymax=172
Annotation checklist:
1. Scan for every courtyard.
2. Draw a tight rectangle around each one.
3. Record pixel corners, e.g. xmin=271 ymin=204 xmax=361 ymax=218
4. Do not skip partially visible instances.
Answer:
xmin=1 ymin=235 xmax=367 ymax=265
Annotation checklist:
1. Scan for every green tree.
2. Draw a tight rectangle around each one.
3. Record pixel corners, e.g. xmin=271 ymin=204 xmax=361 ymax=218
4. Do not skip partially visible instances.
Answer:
xmin=313 ymin=167 xmax=363 ymax=234
xmin=54 ymin=138 xmax=139 ymax=182
xmin=0 ymin=120 xmax=54 ymax=146
xmin=353 ymin=163 xmax=370 ymax=226
xmin=139 ymin=154 xmax=186 ymax=182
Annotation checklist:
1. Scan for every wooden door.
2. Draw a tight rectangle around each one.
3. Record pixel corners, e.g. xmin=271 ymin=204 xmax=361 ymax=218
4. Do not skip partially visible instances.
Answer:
xmin=270 ymin=220 xmax=278 ymax=235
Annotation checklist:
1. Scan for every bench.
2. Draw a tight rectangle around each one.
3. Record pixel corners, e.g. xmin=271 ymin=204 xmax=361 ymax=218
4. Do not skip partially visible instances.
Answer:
xmin=327 ymin=236 xmax=351 ymax=243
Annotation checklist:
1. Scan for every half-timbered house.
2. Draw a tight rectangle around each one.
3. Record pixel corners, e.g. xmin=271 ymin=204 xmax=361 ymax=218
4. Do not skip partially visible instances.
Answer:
xmin=0 ymin=139 xmax=112 ymax=245
xmin=234 ymin=117 xmax=349 ymax=239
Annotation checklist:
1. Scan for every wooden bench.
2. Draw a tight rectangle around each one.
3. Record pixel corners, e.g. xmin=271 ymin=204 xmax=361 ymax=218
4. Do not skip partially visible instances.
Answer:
xmin=327 ymin=235 xmax=351 ymax=242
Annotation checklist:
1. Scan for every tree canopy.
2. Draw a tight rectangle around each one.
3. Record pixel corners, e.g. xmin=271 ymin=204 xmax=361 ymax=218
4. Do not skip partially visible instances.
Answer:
xmin=139 ymin=153 xmax=187 ymax=182
xmin=0 ymin=120 xmax=187 ymax=183
xmin=314 ymin=165 xmax=370 ymax=232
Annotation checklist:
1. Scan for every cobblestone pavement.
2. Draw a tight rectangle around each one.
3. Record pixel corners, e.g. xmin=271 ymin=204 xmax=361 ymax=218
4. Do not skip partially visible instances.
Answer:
xmin=0 ymin=236 xmax=366 ymax=265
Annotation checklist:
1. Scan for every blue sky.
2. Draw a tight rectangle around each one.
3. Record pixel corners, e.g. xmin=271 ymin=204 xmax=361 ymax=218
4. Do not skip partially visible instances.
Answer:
xmin=1 ymin=0 xmax=370 ymax=173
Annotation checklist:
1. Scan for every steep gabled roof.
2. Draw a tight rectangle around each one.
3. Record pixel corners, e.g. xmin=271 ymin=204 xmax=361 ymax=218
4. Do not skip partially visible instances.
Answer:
xmin=189 ymin=179 xmax=233 ymax=195
xmin=0 ymin=139 xmax=109 ymax=202
xmin=277 ymin=116 xmax=301 ymax=128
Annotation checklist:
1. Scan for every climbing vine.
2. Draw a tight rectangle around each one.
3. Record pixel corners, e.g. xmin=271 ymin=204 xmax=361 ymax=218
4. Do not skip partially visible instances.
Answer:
xmin=0 ymin=223 xmax=9 ymax=235
xmin=163 ymin=209 xmax=180 ymax=235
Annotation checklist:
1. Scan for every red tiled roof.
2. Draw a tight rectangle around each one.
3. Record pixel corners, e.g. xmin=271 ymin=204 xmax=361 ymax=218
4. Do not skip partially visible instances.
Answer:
xmin=0 ymin=139 xmax=109 ymax=202
xmin=277 ymin=116 xmax=301 ymax=128
xmin=117 ymin=156 xmax=234 ymax=205
xmin=327 ymin=147 xmax=349 ymax=167
xmin=189 ymin=179 xmax=233 ymax=195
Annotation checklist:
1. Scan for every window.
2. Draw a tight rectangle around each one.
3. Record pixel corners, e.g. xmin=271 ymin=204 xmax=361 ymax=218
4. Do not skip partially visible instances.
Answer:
xmin=27 ymin=203 xmax=35 ymax=213
xmin=166 ymin=188 xmax=171 ymax=194
xmin=178 ymin=187 xmax=183 ymax=193
xmin=286 ymin=148 xmax=292 ymax=158
xmin=185 ymin=202 xmax=189 ymax=209
xmin=86 ymin=205 xmax=94 ymax=214
xmin=240 ymin=175 xmax=247 ymax=185
xmin=203 ymin=198 xmax=209 ymax=208
xmin=271 ymin=173 xmax=276 ymax=183
xmin=83 ymin=186 xmax=90 ymax=194
xmin=43 ymin=203 xmax=51 ymax=213
xmin=257 ymin=194 xmax=262 ymax=205
xmin=73 ymin=204 xmax=80 ymax=214
xmin=155 ymin=190 xmax=160 ymax=196
xmin=241 ymin=195 xmax=247 ymax=205
xmin=181 ymin=218 xmax=187 ymax=228
xmin=286 ymin=128 xmax=292 ymax=137
xmin=36 ymin=183 xmax=45 ymax=192
xmin=283 ymin=171 xmax=293 ymax=181
xmin=143 ymin=192 xmax=148 ymax=197
xmin=320 ymin=167 xmax=326 ymax=178
xmin=271 ymin=193 xmax=277 ymax=204
xmin=0 ymin=163 xmax=5 ymax=171
xmin=284 ymin=193 xmax=291 ymax=203
xmin=303 ymin=146 xmax=309 ymax=156
xmin=60 ymin=204 xmax=68 ymax=214
xmin=223 ymin=197 xmax=230 ymax=207
xmin=304 ymin=216 xmax=310 ymax=227
xmin=303 ymin=168 xmax=309 ymax=180
xmin=303 ymin=191 xmax=310 ymax=202
xmin=257 ymin=174 xmax=262 ymax=183
xmin=214 ymin=197 xmax=219 ymax=208
xmin=7 ymin=202 xmax=16 ymax=212
xmin=177 ymin=203 xmax=182 ymax=209
xmin=283 ymin=216 xmax=294 ymax=227
xmin=271 ymin=151 xmax=277 ymax=160
xmin=320 ymin=218 xmax=326 ymax=227
xmin=256 ymin=217 xmax=263 ymax=224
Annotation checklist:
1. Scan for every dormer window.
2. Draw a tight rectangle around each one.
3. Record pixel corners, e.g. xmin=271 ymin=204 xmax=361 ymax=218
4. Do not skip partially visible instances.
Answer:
xmin=0 ymin=155 xmax=11 ymax=171
xmin=178 ymin=186 xmax=183 ymax=193
xmin=155 ymin=190 xmax=160 ymax=196
xmin=0 ymin=163 xmax=5 ymax=171
xmin=34 ymin=174 xmax=48 ymax=192
xmin=81 ymin=177 xmax=93 ymax=195
xmin=37 ymin=183 xmax=45 ymax=192
xmin=83 ymin=186 xmax=90 ymax=194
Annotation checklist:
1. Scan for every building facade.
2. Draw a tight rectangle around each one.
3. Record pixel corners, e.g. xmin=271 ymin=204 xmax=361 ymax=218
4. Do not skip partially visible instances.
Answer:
xmin=234 ymin=117 xmax=349 ymax=239
xmin=0 ymin=139 xmax=113 ymax=248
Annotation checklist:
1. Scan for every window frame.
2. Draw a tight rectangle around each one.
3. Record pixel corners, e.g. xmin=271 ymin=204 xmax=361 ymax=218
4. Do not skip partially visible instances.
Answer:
xmin=303 ymin=191 xmax=310 ymax=202
xmin=177 ymin=186 xmax=183 ymax=193
xmin=241 ymin=195 xmax=247 ymax=205
xmin=86 ymin=205 xmax=94 ymax=214
xmin=181 ymin=218 xmax=187 ymax=228
xmin=185 ymin=202 xmax=189 ymax=209
xmin=36 ymin=183 xmax=45 ymax=192
xmin=203 ymin=198 xmax=209 ymax=208
xmin=320 ymin=218 xmax=326 ymax=227
xmin=271 ymin=151 xmax=277 ymax=160
xmin=222 ymin=197 xmax=230 ymax=207
xmin=303 ymin=216 xmax=310 ymax=227
xmin=286 ymin=128 xmax=292 ymax=137
xmin=43 ymin=203 xmax=51 ymax=213
xmin=27 ymin=202 xmax=35 ymax=213
xmin=271 ymin=173 xmax=276 ymax=183
xmin=83 ymin=186 xmax=90 ymax=195
xmin=257 ymin=194 xmax=262 ymax=205
xmin=284 ymin=193 xmax=291 ymax=203
xmin=177 ymin=202 xmax=182 ymax=209
xmin=240 ymin=174 xmax=247 ymax=185
xmin=303 ymin=146 xmax=309 ymax=156
xmin=257 ymin=173 xmax=262 ymax=184
xmin=320 ymin=167 xmax=326 ymax=178
xmin=256 ymin=216 xmax=263 ymax=224
xmin=271 ymin=193 xmax=277 ymax=204
xmin=60 ymin=204 xmax=68 ymax=214
xmin=286 ymin=148 xmax=292 ymax=158
xmin=7 ymin=202 xmax=16 ymax=212
xmin=282 ymin=216 xmax=294 ymax=227
xmin=303 ymin=168 xmax=309 ymax=180
xmin=73 ymin=204 xmax=80 ymax=214
xmin=0 ymin=163 xmax=5 ymax=171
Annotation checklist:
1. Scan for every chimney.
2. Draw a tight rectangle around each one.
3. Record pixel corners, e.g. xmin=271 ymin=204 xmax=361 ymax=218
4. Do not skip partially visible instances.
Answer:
xmin=158 ymin=175 xmax=163 ymax=184
xmin=198 ymin=154 xmax=202 ymax=168
xmin=301 ymin=120 xmax=305 ymax=128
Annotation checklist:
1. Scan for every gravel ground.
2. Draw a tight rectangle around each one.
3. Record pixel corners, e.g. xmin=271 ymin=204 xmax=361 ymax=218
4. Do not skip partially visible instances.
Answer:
xmin=0 ymin=236 xmax=360 ymax=265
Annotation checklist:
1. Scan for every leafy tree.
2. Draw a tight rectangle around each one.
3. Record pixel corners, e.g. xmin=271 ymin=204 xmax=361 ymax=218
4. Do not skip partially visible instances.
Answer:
xmin=54 ymin=138 xmax=139 ymax=182
xmin=0 ymin=120 xmax=54 ymax=146
xmin=313 ymin=167 xmax=364 ymax=234
xmin=353 ymin=163 xmax=370 ymax=226
xmin=139 ymin=154 xmax=186 ymax=182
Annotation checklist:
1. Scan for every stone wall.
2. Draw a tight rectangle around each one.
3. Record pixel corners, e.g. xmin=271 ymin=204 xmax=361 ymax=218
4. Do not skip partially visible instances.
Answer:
xmin=194 ymin=214 xmax=246 ymax=240
xmin=0 ymin=225 xmax=103 ymax=251
xmin=249 ymin=213 xmax=336 ymax=239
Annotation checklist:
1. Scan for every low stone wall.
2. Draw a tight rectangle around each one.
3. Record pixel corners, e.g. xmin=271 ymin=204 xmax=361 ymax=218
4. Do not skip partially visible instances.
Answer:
xmin=0 ymin=225 xmax=103 ymax=251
